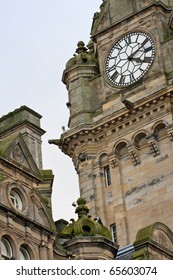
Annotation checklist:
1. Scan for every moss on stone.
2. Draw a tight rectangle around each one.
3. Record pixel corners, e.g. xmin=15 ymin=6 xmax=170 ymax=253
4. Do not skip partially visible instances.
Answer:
xmin=0 ymin=133 xmax=19 ymax=156
xmin=58 ymin=197 xmax=112 ymax=240
xmin=39 ymin=169 xmax=54 ymax=180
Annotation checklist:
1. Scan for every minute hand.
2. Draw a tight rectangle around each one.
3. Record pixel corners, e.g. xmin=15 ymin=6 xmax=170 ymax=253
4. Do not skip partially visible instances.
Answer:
xmin=129 ymin=38 xmax=149 ymax=58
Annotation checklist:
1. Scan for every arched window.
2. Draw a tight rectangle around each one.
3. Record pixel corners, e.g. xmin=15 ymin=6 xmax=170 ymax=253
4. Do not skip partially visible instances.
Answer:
xmin=19 ymin=245 xmax=31 ymax=260
xmin=110 ymin=223 xmax=118 ymax=243
xmin=1 ymin=237 xmax=13 ymax=259
xmin=99 ymin=154 xmax=111 ymax=187
xmin=104 ymin=165 xmax=111 ymax=187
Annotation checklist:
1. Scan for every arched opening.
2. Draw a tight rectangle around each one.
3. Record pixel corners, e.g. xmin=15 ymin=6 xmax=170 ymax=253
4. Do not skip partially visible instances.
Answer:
xmin=134 ymin=132 xmax=147 ymax=149
xmin=115 ymin=141 xmax=128 ymax=158
xmin=1 ymin=236 xmax=13 ymax=260
xmin=153 ymin=123 xmax=167 ymax=140
xmin=19 ymin=245 xmax=31 ymax=260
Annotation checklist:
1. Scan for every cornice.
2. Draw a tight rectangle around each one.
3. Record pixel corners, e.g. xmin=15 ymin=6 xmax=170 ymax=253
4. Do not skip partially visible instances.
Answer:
xmin=0 ymin=203 xmax=54 ymax=235
xmin=59 ymin=87 xmax=173 ymax=155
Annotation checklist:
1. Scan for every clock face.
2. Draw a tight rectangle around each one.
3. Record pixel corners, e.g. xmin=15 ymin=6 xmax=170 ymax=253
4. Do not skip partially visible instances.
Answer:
xmin=105 ymin=32 xmax=155 ymax=87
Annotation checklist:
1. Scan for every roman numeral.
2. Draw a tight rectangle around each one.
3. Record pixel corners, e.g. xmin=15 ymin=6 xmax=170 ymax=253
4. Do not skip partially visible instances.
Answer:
xmin=141 ymin=37 xmax=150 ymax=47
xmin=119 ymin=75 xmax=126 ymax=84
xmin=125 ymin=35 xmax=131 ymax=44
xmin=144 ymin=46 xmax=153 ymax=53
xmin=110 ymin=71 xmax=119 ymax=81
xmin=130 ymin=73 xmax=135 ymax=82
xmin=135 ymin=34 xmax=139 ymax=42
xmin=116 ymin=43 xmax=123 ymax=51
xmin=139 ymin=68 xmax=145 ymax=74
xmin=143 ymin=56 xmax=151 ymax=63
xmin=107 ymin=64 xmax=116 ymax=73
xmin=108 ymin=54 xmax=117 ymax=61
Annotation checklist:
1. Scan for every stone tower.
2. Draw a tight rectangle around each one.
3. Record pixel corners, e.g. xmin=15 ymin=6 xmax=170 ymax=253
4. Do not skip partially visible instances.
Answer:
xmin=51 ymin=0 xmax=173 ymax=249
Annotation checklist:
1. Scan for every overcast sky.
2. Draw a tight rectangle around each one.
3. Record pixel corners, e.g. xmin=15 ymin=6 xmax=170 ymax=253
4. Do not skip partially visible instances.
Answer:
xmin=0 ymin=0 xmax=101 ymax=221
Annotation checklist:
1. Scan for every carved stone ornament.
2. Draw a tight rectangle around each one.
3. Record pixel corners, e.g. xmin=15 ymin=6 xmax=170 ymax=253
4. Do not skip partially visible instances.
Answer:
xmin=12 ymin=146 xmax=25 ymax=163
xmin=78 ymin=153 xmax=87 ymax=162
xmin=153 ymin=229 xmax=173 ymax=251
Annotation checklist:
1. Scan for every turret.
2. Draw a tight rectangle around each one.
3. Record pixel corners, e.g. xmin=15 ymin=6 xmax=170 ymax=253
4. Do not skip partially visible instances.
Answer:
xmin=62 ymin=40 xmax=100 ymax=128
xmin=57 ymin=197 xmax=119 ymax=259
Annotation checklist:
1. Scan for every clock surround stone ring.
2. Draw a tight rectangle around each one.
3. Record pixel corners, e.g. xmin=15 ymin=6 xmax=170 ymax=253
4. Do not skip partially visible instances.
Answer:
xmin=105 ymin=31 xmax=155 ymax=87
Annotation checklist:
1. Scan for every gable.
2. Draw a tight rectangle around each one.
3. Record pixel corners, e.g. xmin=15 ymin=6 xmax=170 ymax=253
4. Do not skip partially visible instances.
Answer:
xmin=91 ymin=0 xmax=110 ymax=36
xmin=0 ymin=133 xmax=39 ymax=176
xmin=91 ymin=0 xmax=171 ymax=37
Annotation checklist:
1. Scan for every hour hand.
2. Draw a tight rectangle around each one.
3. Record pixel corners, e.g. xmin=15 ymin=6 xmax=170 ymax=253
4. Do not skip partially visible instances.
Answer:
xmin=129 ymin=56 xmax=150 ymax=64
xmin=130 ymin=57 xmax=143 ymax=63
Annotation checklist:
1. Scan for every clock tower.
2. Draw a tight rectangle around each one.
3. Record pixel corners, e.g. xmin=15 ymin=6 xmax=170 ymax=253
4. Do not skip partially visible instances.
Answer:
xmin=52 ymin=0 xmax=173 ymax=249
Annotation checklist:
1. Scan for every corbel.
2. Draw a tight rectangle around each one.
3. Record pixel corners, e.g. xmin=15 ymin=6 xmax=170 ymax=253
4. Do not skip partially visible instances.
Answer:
xmin=146 ymin=134 xmax=160 ymax=157
xmin=127 ymin=145 xmax=140 ymax=166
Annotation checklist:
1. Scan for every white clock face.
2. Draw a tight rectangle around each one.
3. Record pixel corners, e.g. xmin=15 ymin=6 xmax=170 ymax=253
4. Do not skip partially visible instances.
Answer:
xmin=105 ymin=32 xmax=155 ymax=87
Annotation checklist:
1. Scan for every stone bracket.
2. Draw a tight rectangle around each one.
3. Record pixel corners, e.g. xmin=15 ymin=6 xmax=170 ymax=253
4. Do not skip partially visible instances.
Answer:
xmin=148 ymin=139 xmax=160 ymax=157
xmin=166 ymin=124 xmax=173 ymax=141
xmin=109 ymin=152 xmax=119 ymax=168
xmin=128 ymin=146 xmax=140 ymax=166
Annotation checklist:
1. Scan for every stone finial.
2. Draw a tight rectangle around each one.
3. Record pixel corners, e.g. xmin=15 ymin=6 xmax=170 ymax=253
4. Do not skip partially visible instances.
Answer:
xmin=64 ymin=40 xmax=99 ymax=72
xmin=87 ymin=40 xmax=94 ymax=52
xmin=75 ymin=41 xmax=87 ymax=54
xmin=75 ymin=197 xmax=89 ymax=218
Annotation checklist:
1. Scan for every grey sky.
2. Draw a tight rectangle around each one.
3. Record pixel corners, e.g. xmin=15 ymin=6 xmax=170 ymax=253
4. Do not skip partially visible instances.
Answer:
xmin=0 ymin=0 xmax=101 ymax=221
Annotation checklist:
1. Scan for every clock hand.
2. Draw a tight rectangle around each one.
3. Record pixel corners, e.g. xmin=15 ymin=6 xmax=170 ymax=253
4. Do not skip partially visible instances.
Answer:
xmin=130 ymin=57 xmax=144 ymax=63
xmin=129 ymin=47 xmax=142 ymax=59
xmin=129 ymin=38 xmax=150 ymax=59
xmin=130 ymin=56 xmax=151 ymax=63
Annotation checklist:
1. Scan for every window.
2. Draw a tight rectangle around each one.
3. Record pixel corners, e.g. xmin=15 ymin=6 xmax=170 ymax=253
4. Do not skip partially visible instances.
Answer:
xmin=20 ymin=246 xmax=31 ymax=260
xmin=104 ymin=165 xmax=111 ymax=187
xmin=1 ymin=237 xmax=13 ymax=259
xmin=10 ymin=189 xmax=23 ymax=210
xmin=111 ymin=224 xmax=118 ymax=243
xmin=8 ymin=183 xmax=28 ymax=214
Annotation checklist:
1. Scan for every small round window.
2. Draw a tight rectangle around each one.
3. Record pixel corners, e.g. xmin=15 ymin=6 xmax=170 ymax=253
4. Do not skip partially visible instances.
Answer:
xmin=10 ymin=189 xmax=23 ymax=210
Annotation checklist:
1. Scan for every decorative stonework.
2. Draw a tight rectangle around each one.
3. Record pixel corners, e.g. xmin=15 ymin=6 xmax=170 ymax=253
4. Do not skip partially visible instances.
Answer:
xmin=12 ymin=146 xmax=25 ymax=163
xmin=148 ymin=140 xmax=160 ymax=156
xmin=133 ymin=222 xmax=173 ymax=260
xmin=128 ymin=145 xmax=140 ymax=166
xmin=56 ymin=92 xmax=172 ymax=158
xmin=166 ymin=124 xmax=173 ymax=141
xmin=58 ymin=197 xmax=113 ymax=240
xmin=56 ymin=197 xmax=119 ymax=260
xmin=153 ymin=229 xmax=173 ymax=251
